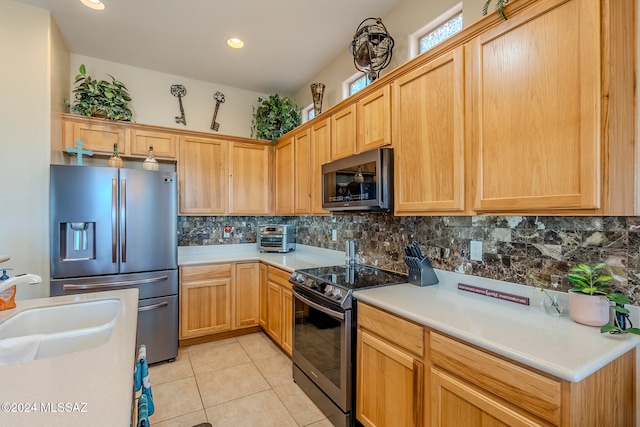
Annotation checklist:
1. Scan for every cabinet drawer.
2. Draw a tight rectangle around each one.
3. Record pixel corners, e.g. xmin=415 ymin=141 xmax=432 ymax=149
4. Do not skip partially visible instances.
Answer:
xmin=430 ymin=332 xmax=561 ymax=425
xmin=181 ymin=264 xmax=232 ymax=281
xmin=267 ymin=265 xmax=292 ymax=290
xmin=358 ymin=303 xmax=424 ymax=357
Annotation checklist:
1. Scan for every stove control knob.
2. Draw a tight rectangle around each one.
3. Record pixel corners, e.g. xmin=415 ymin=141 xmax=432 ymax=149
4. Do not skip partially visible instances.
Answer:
xmin=324 ymin=285 xmax=334 ymax=296
xmin=332 ymin=288 xmax=344 ymax=300
xmin=309 ymin=280 xmax=319 ymax=290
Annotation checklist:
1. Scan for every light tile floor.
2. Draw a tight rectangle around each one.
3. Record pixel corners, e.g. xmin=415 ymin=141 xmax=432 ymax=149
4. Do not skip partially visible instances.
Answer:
xmin=148 ymin=332 xmax=335 ymax=427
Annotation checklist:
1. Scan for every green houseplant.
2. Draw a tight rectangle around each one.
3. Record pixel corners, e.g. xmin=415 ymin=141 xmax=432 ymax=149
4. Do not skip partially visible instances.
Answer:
xmin=567 ymin=263 xmax=640 ymax=335
xmin=483 ymin=0 xmax=510 ymax=20
xmin=251 ymin=94 xmax=301 ymax=143
xmin=69 ymin=64 xmax=133 ymax=121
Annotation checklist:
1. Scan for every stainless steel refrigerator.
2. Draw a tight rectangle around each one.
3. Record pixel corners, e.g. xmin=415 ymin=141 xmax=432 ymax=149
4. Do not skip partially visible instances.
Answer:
xmin=49 ymin=164 xmax=178 ymax=364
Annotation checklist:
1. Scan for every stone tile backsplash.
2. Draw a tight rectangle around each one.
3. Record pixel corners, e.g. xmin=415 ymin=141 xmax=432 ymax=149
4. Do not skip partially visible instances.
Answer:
xmin=178 ymin=215 xmax=640 ymax=304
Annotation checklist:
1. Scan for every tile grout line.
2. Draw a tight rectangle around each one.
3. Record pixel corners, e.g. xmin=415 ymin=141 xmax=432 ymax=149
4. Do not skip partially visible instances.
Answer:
xmin=186 ymin=344 xmax=210 ymax=423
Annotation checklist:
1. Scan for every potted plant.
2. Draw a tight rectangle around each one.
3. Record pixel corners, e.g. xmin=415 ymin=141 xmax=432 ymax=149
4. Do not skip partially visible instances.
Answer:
xmin=68 ymin=64 xmax=133 ymax=121
xmin=251 ymin=94 xmax=301 ymax=143
xmin=567 ymin=263 xmax=640 ymax=334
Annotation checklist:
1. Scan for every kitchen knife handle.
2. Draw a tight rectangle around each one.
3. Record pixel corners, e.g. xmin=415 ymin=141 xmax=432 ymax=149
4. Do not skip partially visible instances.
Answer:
xmin=111 ymin=179 xmax=117 ymax=263
xmin=120 ymin=179 xmax=126 ymax=263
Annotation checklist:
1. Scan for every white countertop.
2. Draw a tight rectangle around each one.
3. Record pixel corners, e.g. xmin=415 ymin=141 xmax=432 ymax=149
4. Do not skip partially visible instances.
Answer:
xmin=178 ymin=243 xmax=345 ymax=272
xmin=0 ymin=289 xmax=138 ymax=426
xmin=354 ymin=270 xmax=640 ymax=382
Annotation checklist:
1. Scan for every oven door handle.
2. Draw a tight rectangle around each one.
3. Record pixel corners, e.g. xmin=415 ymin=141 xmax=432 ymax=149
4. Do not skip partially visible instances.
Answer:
xmin=292 ymin=289 xmax=345 ymax=321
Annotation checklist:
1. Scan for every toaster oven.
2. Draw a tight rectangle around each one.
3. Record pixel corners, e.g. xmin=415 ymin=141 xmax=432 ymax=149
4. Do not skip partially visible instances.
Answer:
xmin=258 ymin=225 xmax=295 ymax=253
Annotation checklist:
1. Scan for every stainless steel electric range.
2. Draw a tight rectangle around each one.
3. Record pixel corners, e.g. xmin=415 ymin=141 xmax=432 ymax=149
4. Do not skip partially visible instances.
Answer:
xmin=289 ymin=264 xmax=408 ymax=427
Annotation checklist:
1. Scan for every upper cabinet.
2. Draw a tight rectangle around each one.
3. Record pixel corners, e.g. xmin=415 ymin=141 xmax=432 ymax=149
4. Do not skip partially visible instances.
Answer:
xmin=178 ymin=136 xmax=228 ymax=215
xmin=469 ymin=0 xmax=635 ymax=215
xmin=310 ymin=117 xmax=332 ymax=214
xmin=330 ymin=84 xmax=392 ymax=161
xmin=229 ymin=142 xmax=270 ymax=215
xmin=129 ymin=129 xmax=177 ymax=159
xmin=357 ymin=85 xmax=392 ymax=154
xmin=393 ymin=47 xmax=466 ymax=215
xmin=63 ymin=114 xmax=129 ymax=156
xmin=275 ymin=136 xmax=295 ymax=215
xmin=331 ymin=104 xmax=357 ymax=160
xmin=294 ymin=128 xmax=312 ymax=214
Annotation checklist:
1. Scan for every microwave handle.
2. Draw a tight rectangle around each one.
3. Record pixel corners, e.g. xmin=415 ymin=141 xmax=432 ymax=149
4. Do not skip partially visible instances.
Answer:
xmin=292 ymin=289 xmax=345 ymax=321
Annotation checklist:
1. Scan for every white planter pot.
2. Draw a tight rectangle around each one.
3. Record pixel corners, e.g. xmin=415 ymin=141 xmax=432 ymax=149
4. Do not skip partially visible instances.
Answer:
xmin=568 ymin=291 xmax=611 ymax=326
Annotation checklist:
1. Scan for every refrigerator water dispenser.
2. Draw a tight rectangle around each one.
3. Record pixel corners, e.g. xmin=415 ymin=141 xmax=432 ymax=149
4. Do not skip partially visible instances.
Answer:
xmin=60 ymin=222 xmax=96 ymax=261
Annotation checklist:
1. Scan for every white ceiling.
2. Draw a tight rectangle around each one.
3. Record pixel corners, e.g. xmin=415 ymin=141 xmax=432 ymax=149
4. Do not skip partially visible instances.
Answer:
xmin=15 ymin=0 xmax=402 ymax=94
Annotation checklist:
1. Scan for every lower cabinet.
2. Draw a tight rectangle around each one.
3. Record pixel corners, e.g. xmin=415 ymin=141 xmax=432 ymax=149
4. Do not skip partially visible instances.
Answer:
xmin=179 ymin=262 xmax=293 ymax=357
xmin=179 ymin=264 xmax=232 ymax=339
xmin=265 ymin=265 xmax=293 ymax=356
xmin=357 ymin=302 xmax=425 ymax=427
xmin=356 ymin=303 xmax=636 ymax=427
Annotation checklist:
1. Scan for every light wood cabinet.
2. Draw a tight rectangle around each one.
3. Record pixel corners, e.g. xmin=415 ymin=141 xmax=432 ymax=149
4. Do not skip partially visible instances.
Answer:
xmin=259 ymin=263 xmax=268 ymax=329
xmin=357 ymin=84 xmax=391 ymax=153
xmin=180 ymin=264 xmax=232 ymax=339
xmin=178 ymin=136 xmax=228 ymax=215
xmin=234 ymin=262 xmax=260 ymax=329
xmin=470 ymin=0 xmax=635 ymax=214
xmin=294 ymin=128 xmax=311 ymax=214
xmin=229 ymin=142 xmax=270 ymax=215
xmin=275 ymin=136 xmax=295 ymax=215
xmin=129 ymin=128 xmax=177 ymax=159
xmin=63 ymin=115 xmax=128 ymax=156
xmin=310 ymin=117 xmax=332 ymax=214
xmin=393 ymin=47 xmax=466 ymax=215
xmin=265 ymin=265 xmax=293 ymax=356
xmin=357 ymin=303 xmax=424 ymax=427
xmin=331 ymin=104 xmax=357 ymax=160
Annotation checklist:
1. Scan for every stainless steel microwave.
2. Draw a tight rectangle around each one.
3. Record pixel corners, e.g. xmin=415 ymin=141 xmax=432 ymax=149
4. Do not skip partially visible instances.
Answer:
xmin=321 ymin=148 xmax=393 ymax=212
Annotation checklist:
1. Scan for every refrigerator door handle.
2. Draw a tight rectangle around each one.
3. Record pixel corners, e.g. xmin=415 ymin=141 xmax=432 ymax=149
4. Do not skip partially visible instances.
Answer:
xmin=111 ymin=178 xmax=118 ymax=263
xmin=138 ymin=302 xmax=169 ymax=312
xmin=120 ymin=179 xmax=127 ymax=263
xmin=62 ymin=275 xmax=169 ymax=291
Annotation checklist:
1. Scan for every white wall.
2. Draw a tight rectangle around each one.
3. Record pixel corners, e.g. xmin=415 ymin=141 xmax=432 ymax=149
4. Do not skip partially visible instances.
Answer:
xmin=70 ymin=55 xmax=268 ymax=139
xmin=0 ymin=0 xmax=67 ymax=299
xmin=290 ymin=0 xmax=485 ymax=110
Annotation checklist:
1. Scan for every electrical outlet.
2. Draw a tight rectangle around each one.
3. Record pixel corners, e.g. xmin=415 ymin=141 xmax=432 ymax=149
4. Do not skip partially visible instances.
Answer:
xmin=470 ymin=240 xmax=483 ymax=261
xmin=332 ymin=230 xmax=338 ymax=241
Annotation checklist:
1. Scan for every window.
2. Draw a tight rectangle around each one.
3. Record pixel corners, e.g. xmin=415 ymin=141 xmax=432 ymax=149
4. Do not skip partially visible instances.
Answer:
xmin=343 ymin=72 xmax=371 ymax=99
xmin=302 ymin=104 xmax=315 ymax=123
xmin=419 ymin=12 xmax=463 ymax=53
xmin=410 ymin=3 xmax=463 ymax=58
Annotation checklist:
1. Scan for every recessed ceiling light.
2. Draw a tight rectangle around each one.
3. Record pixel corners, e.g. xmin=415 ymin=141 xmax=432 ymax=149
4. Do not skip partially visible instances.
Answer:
xmin=81 ymin=0 xmax=105 ymax=11
xmin=227 ymin=38 xmax=244 ymax=49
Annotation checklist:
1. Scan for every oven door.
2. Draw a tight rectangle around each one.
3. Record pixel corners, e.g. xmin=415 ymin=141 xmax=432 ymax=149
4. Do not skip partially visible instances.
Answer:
xmin=292 ymin=287 xmax=351 ymax=412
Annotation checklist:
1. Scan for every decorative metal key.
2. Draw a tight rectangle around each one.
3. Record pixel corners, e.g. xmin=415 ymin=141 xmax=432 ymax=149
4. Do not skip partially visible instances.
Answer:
xmin=170 ymin=84 xmax=187 ymax=125
xmin=210 ymin=91 xmax=225 ymax=131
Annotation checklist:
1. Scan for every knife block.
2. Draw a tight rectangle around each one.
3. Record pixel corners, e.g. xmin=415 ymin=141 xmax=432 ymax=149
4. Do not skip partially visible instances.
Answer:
xmin=404 ymin=256 xmax=439 ymax=287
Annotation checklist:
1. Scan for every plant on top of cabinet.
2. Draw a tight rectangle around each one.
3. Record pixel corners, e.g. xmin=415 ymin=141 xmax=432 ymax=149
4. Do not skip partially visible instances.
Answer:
xmin=68 ymin=64 xmax=133 ymax=121
xmin=567 ymin=263 xmax=640 ymax=335
xmin=251 ymin=94 xmax=301 ymax=143
xmin=483 ymin=0 xmax=509 ymax=20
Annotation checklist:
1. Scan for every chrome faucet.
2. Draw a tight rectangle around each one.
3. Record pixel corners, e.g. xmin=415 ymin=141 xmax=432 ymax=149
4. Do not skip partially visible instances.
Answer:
xmin=0 ymin=274 xmax=42 ymax=294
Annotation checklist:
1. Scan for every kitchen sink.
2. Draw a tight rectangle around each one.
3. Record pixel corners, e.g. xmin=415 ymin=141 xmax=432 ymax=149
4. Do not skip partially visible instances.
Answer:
xmin=0 ymin=299 xmax=119 ymax=362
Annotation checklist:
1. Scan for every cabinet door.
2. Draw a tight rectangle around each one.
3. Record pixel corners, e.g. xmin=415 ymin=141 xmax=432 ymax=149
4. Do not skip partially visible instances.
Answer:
xmin=64 ymin=118 xmax=128 ymax=155
xmin=310 ymin=118 xmax=332 ymax=214
xmin=234 ymin=263 xmax=259 ymax=329
xmin=266 ymin=281 xmax=282 ymax=342
xmin=357 ymin=85 xmax=391 ymax=153
xmin=129 ymin=129 xmax=177 ymax=159
xmin=471 ymin=0 xmax=599 ymax=212
xmin=259 ymin=263 xmax=268 ymax=328
xmin=281 ymin=287 xmax=293 ymax=356
xmin=331 ymin=104 xmax=357 ymax=160
xmin=357 ymin=330 xmax=424 ymax=427
xmin=178 ymin=136 xmax=228 ymax=214
xmin=393 ymin=47 xmax=465 ymax=215
xmin=275 ymin=137 xmax=295 ymax=214
xmin=294 ymin=129 xmax=311 ymax=214
xmin=180 ymin=278 xmax=231 ymax=338
xmin=229 ymin=142 xmax=270 ymax=215
xmin=430 ymin=368 xmax=541 ymax=427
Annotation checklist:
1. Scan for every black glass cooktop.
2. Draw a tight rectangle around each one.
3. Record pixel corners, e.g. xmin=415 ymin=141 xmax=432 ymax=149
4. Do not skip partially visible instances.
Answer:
xmin=296 ymin=264 xmax=408 ymax=290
